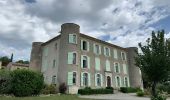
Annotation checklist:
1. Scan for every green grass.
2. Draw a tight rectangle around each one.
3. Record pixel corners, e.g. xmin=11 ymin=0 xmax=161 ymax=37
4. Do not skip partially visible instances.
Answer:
xmin=0 ymin=95 xmax=94 ymax=100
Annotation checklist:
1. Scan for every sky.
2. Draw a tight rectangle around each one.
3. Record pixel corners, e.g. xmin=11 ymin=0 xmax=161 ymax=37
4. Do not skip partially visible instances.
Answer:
xmin=0 ymin=0 xmax=170 ymax=61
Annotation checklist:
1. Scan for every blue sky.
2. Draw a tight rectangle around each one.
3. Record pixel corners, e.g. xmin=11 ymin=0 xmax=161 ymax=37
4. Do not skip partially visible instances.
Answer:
xmin=0 ymin=0 xmax=170 ymax=61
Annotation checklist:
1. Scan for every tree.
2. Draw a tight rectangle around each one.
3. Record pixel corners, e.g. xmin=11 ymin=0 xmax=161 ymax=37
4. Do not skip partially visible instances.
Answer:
xmin=10 ymin=53 xmax=13 ymax=62
xmin=15 ymin=60 xmax=29 ymax=64
xmin=0 ymin=56 xmax=11 ymax=66
xmin=135 ymin=30 xmax=170 ymax=98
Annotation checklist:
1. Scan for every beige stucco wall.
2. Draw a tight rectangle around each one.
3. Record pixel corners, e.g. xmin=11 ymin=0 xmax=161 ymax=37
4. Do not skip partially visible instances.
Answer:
xmin=10 ymin=65 xmax=28 ymax=71
xmin=0 ymin=61 xmax=2 ymax=69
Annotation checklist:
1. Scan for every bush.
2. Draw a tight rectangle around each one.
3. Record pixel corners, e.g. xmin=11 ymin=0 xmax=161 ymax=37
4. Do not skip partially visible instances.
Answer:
xmin=41 ymin=84 xmax=57 ymax=94
xmin=120 ymin=87 xmax=141 ymax=93
xmin=136 ymin=91 xmax=144 ymax=97
xmin=157 ymin=83 xmax=170 ymax=94
xmin=10 ymin=69 xmax=44 ymax=97
xmin=0 ymin=70 xmax=11 ymax=94
xmin=59 ymin=83 xmax=67 ymax=94
xmin=151 ymin=95 xmax=166 ymax=100
xmin=78 ymin=87 xmax=114 ymax=95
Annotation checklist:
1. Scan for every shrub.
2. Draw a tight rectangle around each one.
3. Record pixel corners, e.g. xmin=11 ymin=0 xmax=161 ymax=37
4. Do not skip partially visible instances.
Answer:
xmin=10 ymin=69 xmax=44 ymax=97
xmin=151 ymin=95 xmax=166 ymax=100
xmin=136 ymin=91 xmax=144 ymax=97
xmin=41 ymin=84 xmax=57 ymax=94
xmin=120 ymin=87 xmax=141 ymax=93
xmin=59 ymin=83 xmax=67 ymax=94
xmin=0 ymin=70 xmax=11 ymax=94
xmin=78 ymin=87 xmax=114 ymax=95
xmin=157 ymin=83 xmax=170 ymax=94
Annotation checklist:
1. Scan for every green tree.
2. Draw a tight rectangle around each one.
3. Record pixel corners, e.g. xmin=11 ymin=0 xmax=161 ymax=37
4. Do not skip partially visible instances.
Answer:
xmin=135 ymin=30 xmax=170 ymax=98
xmin=15 ymin=60 xmax=29 ymax=64
xmin=0 ymin=56 xmax=11 ymax=66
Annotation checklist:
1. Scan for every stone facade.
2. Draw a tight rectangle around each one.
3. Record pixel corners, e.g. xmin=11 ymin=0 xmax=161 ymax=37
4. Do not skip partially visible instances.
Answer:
xmin=7 ymin=62 xmax=29 ymax=71
xmin=29 ymin=23 xmax=143 ymax=94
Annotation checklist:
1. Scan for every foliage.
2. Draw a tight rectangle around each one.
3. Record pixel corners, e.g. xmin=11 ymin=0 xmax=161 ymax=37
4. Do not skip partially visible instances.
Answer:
xmin=120 ymin=87 xmax=141 ymax=93
xmin=106 ymin=86 xmax=114 ymax=90
xmin=78 ymin=87 xmax=114 ymax=95
xmin=41 ymin=84 xmax=57 ymax=94
xmin=59 ymin=83 xmax=67 ymax=94
xmin=0 ymin=56 xmax=11 ymax=66
xmin=0 ymin=69 xmax=11 ymax=94
xmin=136 ymin=91 xmax=145 ymax=97
xmin=157 ymin=82 xmax=170 ymax=94
xmin=135 ymin=30 xmax=170 ymax=98
xmin=151 ymin=94 xmax=167 ymax=100
xmin=15 ymin=60 xmax=29 ymax=64
xmin=10 ymin=69 xmax=44 ymax=97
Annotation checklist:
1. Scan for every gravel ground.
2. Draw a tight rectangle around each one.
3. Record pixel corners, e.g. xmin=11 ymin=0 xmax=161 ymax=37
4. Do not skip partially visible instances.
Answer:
xmin=79 ymin=93 xmax=170 ymax=100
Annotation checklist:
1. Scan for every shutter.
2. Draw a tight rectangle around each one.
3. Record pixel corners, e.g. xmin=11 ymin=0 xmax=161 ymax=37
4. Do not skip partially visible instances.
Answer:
xmin=87 ymin=41 xmax=90 ymax=51
xmin=88 ymin=56 xmax=90 ymax=69
xmin=67 ymin=72 xmax=73 ymax=85
xmin=93 ymin=44 xmax=96 ymax=54
xmin=125 ymin=53 xmax=127 ymax=60
xmin=123 ymin=64 xmax=127 ymax=74
xmin=115 ymin=76 xmax=118 ymax=87
xmin=69 ymin=34 xmax=73 ymax=43
xmin=120 ymin=77 xmax=122 ymax=87
xmin=81 ymin=55 xmax=83 ymax=68
xmin=109 ymin=48 xmax=110 ymax=56
xmin=99 ymin=45 xmax=101 ymax=54
xmin=106 ymin=60 xmax=110 ymax=71
xmin=101 ymin=74 xmax=103 ymax=86
xmin=81 ymin=72 xmax=84 ymax=86
xmin=88 ymin=73 xmax=91 ymax=86
xmin=95 ymin=58 xmax=100 ymax=71
xmin=114 ymin=49 xmax=118 ymax=59
xmin=118 ymin=63 xmax=121 ymax=73
xmin=68 ymin=52 xmax=73 ymax=64
xmin=95 ymin=74 xmax=97 ymax=86
xmin=81 ymin=40 xmax=83 ymax=50
xmin=104 ymin=47 xmax=106 ymax=56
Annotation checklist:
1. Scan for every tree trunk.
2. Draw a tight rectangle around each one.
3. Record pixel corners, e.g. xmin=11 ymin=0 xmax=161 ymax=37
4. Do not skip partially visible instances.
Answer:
xmin=151 ymin=81 xmax=157 ymax=98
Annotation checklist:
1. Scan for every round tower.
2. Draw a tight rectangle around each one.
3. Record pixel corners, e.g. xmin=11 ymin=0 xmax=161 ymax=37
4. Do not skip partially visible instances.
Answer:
xmin=126 ymin=47 xmax=143 ymax=89
xmin=29 ymin=42 xmax=43 ymax=72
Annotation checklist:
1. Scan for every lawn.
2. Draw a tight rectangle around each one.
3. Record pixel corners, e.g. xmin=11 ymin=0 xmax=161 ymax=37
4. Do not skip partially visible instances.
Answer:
xmin=0 ymin=95 xmax=94 ymax=100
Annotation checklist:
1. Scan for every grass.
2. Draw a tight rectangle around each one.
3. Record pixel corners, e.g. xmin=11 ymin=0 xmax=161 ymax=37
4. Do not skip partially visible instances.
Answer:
xmin=0 ymin=94 xmax=94 ymax=100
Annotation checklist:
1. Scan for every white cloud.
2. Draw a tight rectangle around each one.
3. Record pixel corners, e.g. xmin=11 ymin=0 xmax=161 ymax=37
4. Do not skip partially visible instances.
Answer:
xmin=0 ymin=0 xmax=170 ymax=60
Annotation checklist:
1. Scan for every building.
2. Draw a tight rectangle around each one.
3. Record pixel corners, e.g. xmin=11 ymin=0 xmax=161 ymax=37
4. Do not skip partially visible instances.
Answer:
xmin=7 ymin=62 xmax=29 ymax=71
xmin=29 ymin=23 xmax=143 ymax=94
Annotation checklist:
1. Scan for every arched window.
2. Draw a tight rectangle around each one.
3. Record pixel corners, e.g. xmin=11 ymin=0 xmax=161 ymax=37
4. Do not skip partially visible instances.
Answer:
xmin=83 ymin=56 xmax=88 ymax=68
xmin=96 ymin=74 xmax=101 ymax=86
xmin=124 ymin=77 xmax=128 ymax=87
xmin=73 ymin=72 xmax=76 ymax=85
xmin=83 ymin=73 xmax=88 ymax=86
xmin=116 ymin=76 xmax=121 ymax=87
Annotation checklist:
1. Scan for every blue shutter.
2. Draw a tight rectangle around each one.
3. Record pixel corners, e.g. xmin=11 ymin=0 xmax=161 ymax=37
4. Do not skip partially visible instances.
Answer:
xmin=81 ymin=40 xmax=83 ymax=50
xmin=87 ymin=41 xmax=90 ymax=51
xmin=81 ymin=72 xmax=84 ymax=86
xmin=88 ymin=56 xmax=90 ymax=69
xmin=68 ymin=52 xmax=73 ymax=64
xmin=101 ymin=74 xmax=103 ymax=86
xmin=69 ymin=34 xmax=73 ymax=43
xmin=81 ymin=55 xmax=83 ymax=68
xmin=95 ymin=58 xmax=100 ymax=71
xmin=95 ymin=74 xmax=97 ymax=86
xmin=106 ymin=60 xmax=110 ymax=71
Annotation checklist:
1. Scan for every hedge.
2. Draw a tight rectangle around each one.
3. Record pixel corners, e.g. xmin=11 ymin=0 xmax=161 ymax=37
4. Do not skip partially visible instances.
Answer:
xmin=10 ymin=69 xmax=44 ymax=97
xmin=78 ymin=87 xmax=114 ymax=95
xmin=120 ymin=87 xmax=141 ymax=93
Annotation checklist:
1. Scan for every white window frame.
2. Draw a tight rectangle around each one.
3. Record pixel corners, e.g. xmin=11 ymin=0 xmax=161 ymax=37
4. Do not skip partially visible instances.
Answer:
xmin=81 ymin=40 xmax=89 ymax=51
xmin=114 ymin=62 xmax=120 ymax=73
xmin=94 ymin=43 xmax=101 ymax=55
xmin=68 ymin=51 xmax=77 ymax=65
xmin=124 ymin=76 xmax=129 ymax=87
xmin=81 ymin=55 xmax=90 ymax=69
xmin=115 ymin=76 xmax=121 ymax=87
xmin=104 ymin=47 xmax=110 ymax=57
xmin=72 ymin=71 xmax=77 ymax=85
xmin=121 ymin=52 xmax=126 ymax=60
xmin=69 ymin=34 xmax=77 ymax=44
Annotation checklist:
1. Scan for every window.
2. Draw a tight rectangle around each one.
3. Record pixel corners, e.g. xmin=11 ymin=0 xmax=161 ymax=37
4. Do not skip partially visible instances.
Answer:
xmin=53 ymin=60 xmax=56 ymax=68
xmin=83 ymin=73 xmax=88 ymax=86
xmin=83 ymin=41 xmax=87 ymax=50
xmin=124 ymin=77 xmax=128 ymax=87
xmin=121 ymin=52 xmax=126 ymax=60
xmin=73 ymin=72 xmax=76 ymax=85
xmin=73 ymin=53 xmax=76 ymax=64
xmin=113 ymin=49 xmax=118 ymax=59
xmin=104 ymin=47 xmax=110 ymax=56
xmin=94 ymin=44 xmax=101 ymax=54
xmin=96 ymin=74 xmax=101 ymax=86
xmin=52 ymin=75 xmax=56 ymax=85
xmin=114 ymin=63 xmax=120 ymax=73
xmin=83 ymin=56 xmax=88 ymax=68
xmin=116 ymin=76 xmax=121 ymax=87
xmin=69 ymin=34 xmax=77 ymax=44
xmin=68 ymin=52 xmax=77 ymax=64
xmin=67 ymin=72 xmax=77 ymax=85
xmin=81 ymin=55 xmax=90 ymax=69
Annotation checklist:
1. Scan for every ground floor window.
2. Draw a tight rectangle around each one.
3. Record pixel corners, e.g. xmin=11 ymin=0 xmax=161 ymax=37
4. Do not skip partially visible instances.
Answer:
xmin=106 ymin=76 xmax=111 ymax=87
xmin=52 ymin=75 xmax=56 ymax=85
xmin=95 ymin=74 xmax=102 ymax=86
xmin=124 ymin=77 xmax=128 ymax=87
xmin=116 ymin=76 xmax=121 ymax=87
xmin=83 ymin=73 xmax=88 ymax=86
xmin=73 ymin=72 xmax=76 ymax=85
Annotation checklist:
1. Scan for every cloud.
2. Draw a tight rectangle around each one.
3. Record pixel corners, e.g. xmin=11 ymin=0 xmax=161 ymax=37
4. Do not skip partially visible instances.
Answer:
xmin=0 ymin=0 xmax=170 ymax=60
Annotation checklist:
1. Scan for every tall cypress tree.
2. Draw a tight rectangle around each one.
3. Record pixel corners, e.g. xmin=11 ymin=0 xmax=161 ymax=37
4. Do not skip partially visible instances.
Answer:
xmin=10 ymin=53 xmax=13 ymax=62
